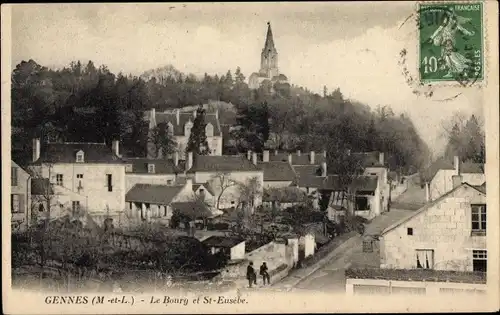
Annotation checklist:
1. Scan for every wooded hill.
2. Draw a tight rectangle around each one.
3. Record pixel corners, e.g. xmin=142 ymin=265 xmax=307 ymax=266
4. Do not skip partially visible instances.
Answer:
xmin=12 ymin=59 xmax=432 ymax=174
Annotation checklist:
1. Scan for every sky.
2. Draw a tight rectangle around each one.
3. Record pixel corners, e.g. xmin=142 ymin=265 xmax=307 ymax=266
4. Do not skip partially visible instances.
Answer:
xmin=10 ymin=2 xmax=484 ymax=156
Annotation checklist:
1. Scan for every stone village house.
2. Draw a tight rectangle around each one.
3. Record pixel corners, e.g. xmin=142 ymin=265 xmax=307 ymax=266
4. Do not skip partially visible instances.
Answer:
xmin=124 ymin=178 xmax=213 ymax=226
xmin=423 ymin=155 xmax=485 ymax=202
xmin=11 ymin=161 xmax=32 ymax=232
xmin=380 ymin=178 xmax=487 ymax=273
xmin=184 ymin=152 xmax=264 ymax=212
xmin=145 ymin=108 xmax=223 ymax=158
xmin=29 ymin=138 xmax=127 ymax=225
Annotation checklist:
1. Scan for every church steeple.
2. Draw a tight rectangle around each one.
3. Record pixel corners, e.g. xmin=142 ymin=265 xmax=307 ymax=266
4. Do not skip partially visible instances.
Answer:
xmin=264 ymin=22 xmax=276 ymax=53
xmin=260 ymin=22 xmax=279 ymax=78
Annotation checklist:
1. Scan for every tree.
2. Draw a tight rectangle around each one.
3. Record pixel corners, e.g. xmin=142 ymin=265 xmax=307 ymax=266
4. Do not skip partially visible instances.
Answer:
xmin=186 ymin=106 xmax=210 ymax=155
xmin=236 ymin=176 xmax=262 ymax=213
xmin=210 ymin=172 xmax=238 ymax=210
xmin=231 ymin=102 xmax=270 ymax=152
xmin=441 ymin=112 xmax=485 ymax=163
xmin=148 ymin=124 xmax=178 ymax=159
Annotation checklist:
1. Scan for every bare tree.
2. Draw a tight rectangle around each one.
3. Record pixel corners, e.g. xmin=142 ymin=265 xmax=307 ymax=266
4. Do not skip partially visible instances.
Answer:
xmin=210 ymin=172 xmax=238 ymax=210
xmin=236 ymin=176 xmax=262 ymax=213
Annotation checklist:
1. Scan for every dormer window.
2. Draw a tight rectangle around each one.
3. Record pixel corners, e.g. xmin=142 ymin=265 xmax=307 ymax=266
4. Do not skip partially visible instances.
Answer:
xmin=167 ymin=122 xmax=174 ymax=135
xmin=76 ymin=150 xmax=84 ymax=163
xmin=184 ymin=120 xmax=193 ymax=136
xmin=205 ymin=123 xmax=214 ymax=137
xmin=148 ymin=163 xmax=155 ymax=174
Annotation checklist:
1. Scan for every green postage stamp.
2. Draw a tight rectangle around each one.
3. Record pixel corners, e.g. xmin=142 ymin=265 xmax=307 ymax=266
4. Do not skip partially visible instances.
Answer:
xmin=418 ymin=2 xmax=484 ymax=84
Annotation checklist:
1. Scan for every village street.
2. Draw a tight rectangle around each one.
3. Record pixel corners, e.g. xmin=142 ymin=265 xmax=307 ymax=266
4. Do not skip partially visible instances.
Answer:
xmin=272 ymin=181 xmax=427 ymax=293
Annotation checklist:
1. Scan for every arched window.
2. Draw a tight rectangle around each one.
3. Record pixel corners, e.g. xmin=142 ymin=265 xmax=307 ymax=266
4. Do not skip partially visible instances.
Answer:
xmin=184 ymin=120 xmax=193 ymax=137
xmin=76 ymin=150 xmax=84 ymax=163
xmin=205 ymin=123 xmax=214 ymax=137
xmin=167 ymin=122 xmax=174 ymax=135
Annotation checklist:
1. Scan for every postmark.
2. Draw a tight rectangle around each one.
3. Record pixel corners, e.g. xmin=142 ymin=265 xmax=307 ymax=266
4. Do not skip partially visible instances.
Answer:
xmin=418 ymin=2 xmax=484 ymax=85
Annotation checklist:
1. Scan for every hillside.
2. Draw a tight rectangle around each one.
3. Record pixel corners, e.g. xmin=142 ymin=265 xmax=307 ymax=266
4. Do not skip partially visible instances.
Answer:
xmin=11 ymin=59 xmax=431 ymax=173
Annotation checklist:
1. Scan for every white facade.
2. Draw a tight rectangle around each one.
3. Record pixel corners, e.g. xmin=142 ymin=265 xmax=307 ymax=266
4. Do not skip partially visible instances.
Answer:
xmin=430 ymin=169 xmax=485 ymax=201
xmin=194 ymin=171 xmax=264 ymax=210
xmin=33 ymin=162 xmax=126 ymax=214
xmin=380 ymin=183 xmax=486 ymax=272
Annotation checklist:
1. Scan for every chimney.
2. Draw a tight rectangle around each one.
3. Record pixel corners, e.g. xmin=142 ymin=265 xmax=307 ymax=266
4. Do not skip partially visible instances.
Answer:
xmin=288 ymin=153 xmax=293 ymax=164
xmin=323 ymin=150 xmax=327 ymax=158
xmin=193 ymin=109 xmax=197 ymax=119
xmin=252 ymin=152 xmax=258 ymax=165
xmin=263 ymin=150 xmax=270 ymax=162
xmin=452 ymin=175 xmax=463 ymax=188
xmin=32 ymin=138 xmax=40 ymax=162
xmin=215 ymin=109 xmax=219 ymax=120
xmin=149 ymin=108 xmax=156 ymax=129
xmin=297 ymin=149 xmax=301 ymax=156
xmin=247 ymin=150 xmax=252 ymax=160
xmin=187 ymin=152 xmax=193 ymax=170
xmin=454 ymin=156 xmax=460 ymax=175
xmin=176 ymin=109 xmax=180 ymax=125
xmin=379 ymin=152 xmax=384 ymax=166
xmin=310 ymin=151 xmax=315 ymax=164
xmin=321 ymin=162 xmax=327 ymax=177
xmin=112 ymin=140 xmax=120 ymax=157
xmin=174 ymin=151 xmax=179 ymax=166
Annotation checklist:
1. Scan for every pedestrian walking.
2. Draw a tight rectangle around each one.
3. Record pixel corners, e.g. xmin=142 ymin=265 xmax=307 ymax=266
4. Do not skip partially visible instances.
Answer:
xmin=260 ymin=262 xmax=270 ymax=285
xmin=246 ymin=262 xmax=257 ymax=288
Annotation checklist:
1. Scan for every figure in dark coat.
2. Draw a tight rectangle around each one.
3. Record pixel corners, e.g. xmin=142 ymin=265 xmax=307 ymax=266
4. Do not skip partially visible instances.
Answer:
xmin=260 ymin=262 xmax=270 ymax=285
xmin=246 ymin=262 xmax=257 ymax=287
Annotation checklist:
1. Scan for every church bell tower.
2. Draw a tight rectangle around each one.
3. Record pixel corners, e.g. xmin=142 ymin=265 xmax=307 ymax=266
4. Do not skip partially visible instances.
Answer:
xmin=259 ymin=22 xmax=279 ymax=78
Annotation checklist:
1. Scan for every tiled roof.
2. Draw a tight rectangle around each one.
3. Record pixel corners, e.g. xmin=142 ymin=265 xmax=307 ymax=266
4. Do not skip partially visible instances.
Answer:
xmin=381 ymin=182 xmax=486 ymax=235
xmin=293 ymin=165 xmax=324 ymax=188
xmin=193 ymin=183 xmax=216 ymax=196
xmin=295 ymin=175 xmax=325 ymax=189
xmin=186 ymin=155 xmax=260 ymax=173
xmin=32 ymin=142 xmax=126 ymax=164
xmin=202 ymin=236 xmax=244 ymax=248
xmin=268 ymin=152 xmax=326 ymax=165
xmin=125 ymin=184 xmax=183 ymax=204
xmin=170 ymin=201 xmax=213 ymax=219
xmin=31 ymin=178 xmax=53 ymax=195
xmin=322 ymin=175 xmax=378 ymax=191
xmin=352 ymin=151 xmax=384 ymax=167
xmin=263 ymin=187 xmax=308 ymax=203
xmin=258 ymin=161 xmax=296 ymax=181
xmin=148 ymin=111 xmax=221 ymax=136
xmin=421 ymin=158 xmax=484 ymax=182
xmin=293 ymin=165 xmax=322 ymax=177
xmin=124 ymin=158 xmax=181 ymax=174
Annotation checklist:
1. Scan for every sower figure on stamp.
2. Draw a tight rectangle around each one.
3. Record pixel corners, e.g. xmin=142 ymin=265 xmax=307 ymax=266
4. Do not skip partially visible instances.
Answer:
xmin=246 ymin=261 xmax=257 ymax=288
xmin=428 ymin=10 xmax=475 ymax=78
xmin=260 ymin=262 xmax=270 ymax=285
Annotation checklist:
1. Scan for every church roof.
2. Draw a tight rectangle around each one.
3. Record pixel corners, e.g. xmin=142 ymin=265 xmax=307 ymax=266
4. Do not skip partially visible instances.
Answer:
xmin=264 ymin=22 xmax=276 ymax=53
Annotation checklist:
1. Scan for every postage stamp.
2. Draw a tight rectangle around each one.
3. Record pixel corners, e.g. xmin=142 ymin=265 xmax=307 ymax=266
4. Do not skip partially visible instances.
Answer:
xmin=418 ymin=2 xmax=484 ymax=85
